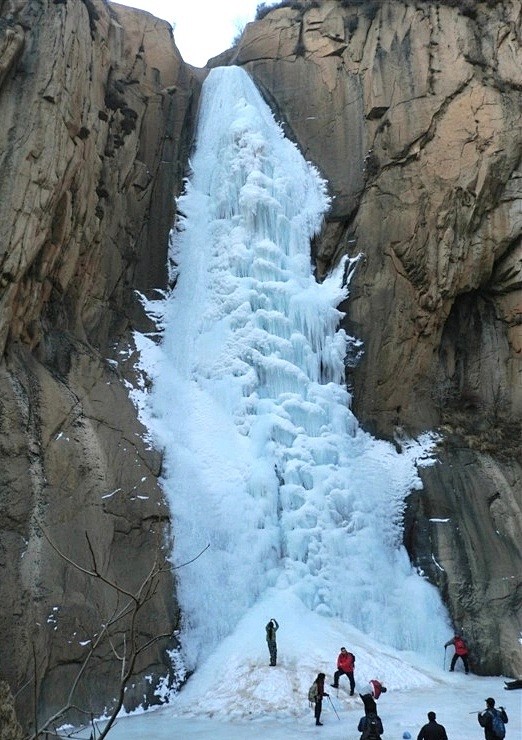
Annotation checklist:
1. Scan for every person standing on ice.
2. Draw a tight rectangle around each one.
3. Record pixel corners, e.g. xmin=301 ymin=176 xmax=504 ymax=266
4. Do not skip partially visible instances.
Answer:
xmin=308 ymin=672 xmax=329 ymax=726
xmin=478 ymin=697 xmax=508 ymax=740
xmin=265 ymin=618 xmax=279 ymax=666
xmin=357 ymin=711 xmax=384 ymax=739
xmin=444 ymin=632 xmax=469 ymax=673
xmin=417 ymin=711 xmax=448 ymax=740
xmin=331 ymin=646 xmax=355 ymax=694
xmin=359 ymin=678 xmax=387 ymax=714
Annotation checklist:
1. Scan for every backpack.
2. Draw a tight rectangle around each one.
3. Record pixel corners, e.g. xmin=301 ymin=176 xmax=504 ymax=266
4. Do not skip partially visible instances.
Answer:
xmin=489 ymin=709 xmax=506 ymax=739
xmin=454 ymin=636 xmax=468 ymax=655
xmin=308 ymin=682 xmax=318 ymax=702
xmin=361 ymin=712 xmax=383 ymax=739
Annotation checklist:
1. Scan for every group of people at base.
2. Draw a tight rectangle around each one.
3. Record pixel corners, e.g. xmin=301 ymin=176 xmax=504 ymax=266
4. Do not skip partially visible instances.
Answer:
xmin=266 ymin=622 xmax=510 ymax=738
xmin=308 ymin=667 xmax=387 ymax=733
xmin=418 ymin=698 xmax=510 ymax=740
xmin=308 ymin=648 xmax=509 ymax=739
xmin=418 ymin=698 xmax=509 ymax=740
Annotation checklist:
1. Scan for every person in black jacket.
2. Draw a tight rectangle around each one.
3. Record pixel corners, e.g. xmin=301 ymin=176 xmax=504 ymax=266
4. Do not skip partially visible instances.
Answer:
xmin=478 ymin=697 xmax=508 ymax=740
xmin=265 ymin=618 xmax=279 ymax=666
xmin=357 ymin=711 xmax=384 ymax=739
xmin=417 ymin=711 xmax=448 ymax=740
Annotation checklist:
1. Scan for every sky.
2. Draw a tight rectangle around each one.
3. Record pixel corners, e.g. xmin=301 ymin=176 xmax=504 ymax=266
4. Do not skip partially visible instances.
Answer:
xmin=111 ymin=1 xmax=278 ymax=66
xmin=62 ymin=42 xmax=522 ymax=740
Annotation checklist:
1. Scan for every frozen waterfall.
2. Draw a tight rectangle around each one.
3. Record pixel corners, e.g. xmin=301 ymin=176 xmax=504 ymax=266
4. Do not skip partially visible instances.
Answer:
xmin=138 ymin=66 xmax=450 ymax=674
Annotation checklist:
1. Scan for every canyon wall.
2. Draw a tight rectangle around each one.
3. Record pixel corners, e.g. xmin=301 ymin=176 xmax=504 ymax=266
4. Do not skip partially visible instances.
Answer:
xmin=0 ymin=0 xmax=201 ymax=729
xmin=0 ymin=0 xmax=521 ymax=730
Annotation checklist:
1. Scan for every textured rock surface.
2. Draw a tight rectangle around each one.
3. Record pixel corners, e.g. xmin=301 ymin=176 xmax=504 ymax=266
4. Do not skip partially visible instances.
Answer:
xmin=1 ymin=0 xmax=521 ymax=728
xmin=227 ymin=0 xmax=522 ymax=675
xmin=0 ymin=680 xmax=23 ymax=740
xmin=0 ymin=0 xmax=200 ymax=730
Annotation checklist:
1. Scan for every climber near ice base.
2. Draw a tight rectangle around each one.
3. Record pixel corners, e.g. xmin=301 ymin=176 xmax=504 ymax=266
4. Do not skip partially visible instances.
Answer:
xmin=331 ymin=646 xmax=355 ymax=695
xmin=444 ymin=632 xmax=469 ymax=674
xmin=359 ymin=678 xmax=387 ymax=714
xmin=265 ymin=618 xmax=279 ymax=666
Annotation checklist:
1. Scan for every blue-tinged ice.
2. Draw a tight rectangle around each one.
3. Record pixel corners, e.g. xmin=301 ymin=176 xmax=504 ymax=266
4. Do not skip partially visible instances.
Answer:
xmin=141 ymin=66 xmax=449 ymax=672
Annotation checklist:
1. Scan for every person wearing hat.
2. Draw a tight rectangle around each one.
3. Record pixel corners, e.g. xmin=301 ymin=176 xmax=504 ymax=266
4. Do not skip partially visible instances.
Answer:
xmin=478 ymin=697 xmax=508 ymax=739
xmin=331 ymin=646 xmax=355 ymax=695
xmin=417 ymin=711 xmax=448 ymax=740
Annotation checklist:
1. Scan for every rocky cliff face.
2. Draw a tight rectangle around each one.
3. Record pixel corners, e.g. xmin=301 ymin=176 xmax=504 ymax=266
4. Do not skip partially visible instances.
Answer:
xmin=1 ymin=0 xmax=521 ymax=730
xmin=226 ymin=0 xmax=521 ymax=676
xmin=0 ymin=0 xmax=201 ymax=730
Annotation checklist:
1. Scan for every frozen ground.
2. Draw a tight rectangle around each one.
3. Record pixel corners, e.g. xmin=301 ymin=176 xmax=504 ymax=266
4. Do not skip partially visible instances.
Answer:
xmin=69 ymin=592 xmax=521 ymax=738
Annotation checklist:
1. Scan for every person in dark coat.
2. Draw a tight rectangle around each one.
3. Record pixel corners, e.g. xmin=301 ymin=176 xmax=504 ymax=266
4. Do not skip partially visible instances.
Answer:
xmin=265 ymin=618 xmax=279 ymax=666
xmin=357 ymin=711 xmax=384 ymax=739
xmin=478 ymin=697 xmax=508 ymax=740
xmin=331 ymin=646 xmax=355 ymax=695
xmin=504 ymin=678 xmax=522 ymax=690
xmin=309 ymin=672 xmax=329 ymax=726
xmin=417 ymin=711 xmax=448 ymax=740
xmin=444 ymin=633 xmax=469 ymax=673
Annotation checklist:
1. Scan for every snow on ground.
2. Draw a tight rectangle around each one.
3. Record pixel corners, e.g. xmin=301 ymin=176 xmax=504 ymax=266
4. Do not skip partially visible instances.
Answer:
xmin=68 ymin=590 xmax=521 ymax=738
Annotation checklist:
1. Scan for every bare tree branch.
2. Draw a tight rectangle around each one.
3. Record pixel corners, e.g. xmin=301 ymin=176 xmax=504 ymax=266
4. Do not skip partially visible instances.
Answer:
xmin=28 ymin=532 xmax=210 ymax=738
xmin=172 ymin=543 xmax=210 ymax=569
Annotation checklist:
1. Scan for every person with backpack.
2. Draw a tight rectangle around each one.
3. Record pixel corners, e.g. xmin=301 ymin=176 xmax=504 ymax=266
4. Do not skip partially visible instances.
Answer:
xmin=357 ymin=711 xmax=384 ymax=740
xmin=308 ymin=672 xmax=329 ymax=726
xmin=444 ymin=632 xmax=469 ymax=673
xmin=417 ymin=711 xmax=448 ymax=740
xmin=331 ymin=646 xmax=355 ymax=694
xmin=478 ymin=697 xmax=508 ymax=739
xmin=359 ymin=678 xmax=387 ymax=714
xmin=265 ymin=618 xmax=279 ymax=666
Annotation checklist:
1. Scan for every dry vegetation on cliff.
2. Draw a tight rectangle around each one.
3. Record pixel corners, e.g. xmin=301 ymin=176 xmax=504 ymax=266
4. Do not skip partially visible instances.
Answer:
xmin=255 ymin=0 xmax=503 ymax=22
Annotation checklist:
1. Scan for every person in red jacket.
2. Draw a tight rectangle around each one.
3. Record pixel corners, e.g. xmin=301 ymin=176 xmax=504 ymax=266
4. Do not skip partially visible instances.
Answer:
xmin=444 ymin=633 xmax=469 ymax=674
xmin=331 ymin=647 xmax=355 ymax=695
xmin=359 ymin=678 xmax=387 ymax=714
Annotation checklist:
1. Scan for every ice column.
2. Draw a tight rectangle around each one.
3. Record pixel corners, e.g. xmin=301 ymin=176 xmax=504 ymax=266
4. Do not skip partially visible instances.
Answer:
xmin=146 ymin=66 xmax=449 ymax=669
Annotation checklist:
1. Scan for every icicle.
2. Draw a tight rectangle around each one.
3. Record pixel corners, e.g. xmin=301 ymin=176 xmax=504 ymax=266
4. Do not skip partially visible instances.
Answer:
xmin=142 ymin=66 xmax=449 ymax=671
